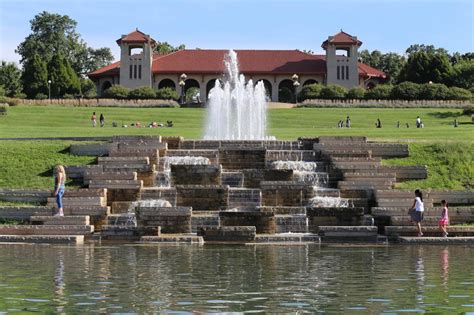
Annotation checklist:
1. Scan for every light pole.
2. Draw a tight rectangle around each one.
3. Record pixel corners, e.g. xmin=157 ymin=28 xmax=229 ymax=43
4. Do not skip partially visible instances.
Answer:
xmin=292 ymin=74 xmax=300 ymax=104
xmin=179 ymin=73 xmax=187 ymax=104
xmin=47 ymin=79 xmax=52 ymax=103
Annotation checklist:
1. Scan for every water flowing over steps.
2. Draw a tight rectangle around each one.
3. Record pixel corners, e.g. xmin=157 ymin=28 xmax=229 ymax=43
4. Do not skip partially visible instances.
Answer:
xmin=2 ymin=136 xmax=473 ymax=244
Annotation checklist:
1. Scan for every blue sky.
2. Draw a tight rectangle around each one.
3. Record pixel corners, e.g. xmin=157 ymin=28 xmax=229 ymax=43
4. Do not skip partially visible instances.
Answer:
xmin=0 ymin=0 xmax=472 ymax=65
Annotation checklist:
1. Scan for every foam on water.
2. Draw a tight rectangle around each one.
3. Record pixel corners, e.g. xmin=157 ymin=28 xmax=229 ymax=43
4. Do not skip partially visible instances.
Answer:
xmin=204 ymin=50 xmax=268 ymax=140
xmin=128 ymin=199 xmax=172 ymax=212
xmin=308 ymin=196 xmax=351 ymax=208
xmin=271 ymin=161 xmax=318 ymax=172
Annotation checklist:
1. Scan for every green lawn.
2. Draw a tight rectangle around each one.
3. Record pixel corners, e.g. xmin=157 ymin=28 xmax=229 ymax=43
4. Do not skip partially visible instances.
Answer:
xmin=0 ymin=106 xmax=472 ymax=189
xmin=0 ymin=141 xmax=95 ymax=189
xmin=0 ymin=105 xmax=472 ymax=142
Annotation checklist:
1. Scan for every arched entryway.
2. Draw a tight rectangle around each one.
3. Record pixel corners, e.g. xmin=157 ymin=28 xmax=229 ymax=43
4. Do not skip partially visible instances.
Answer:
xmin=101 ymin=81 xmax=112 ymax=96
xmin=206 ymin=79 xmax=218 ymax=99
xmin=184 ymin=79 xmax=200 ymax=102
xmin=278 ymin=79 xmax=295 ymax=103
xmin=158 ymin=78 xmax=176 ymax=90
xmin=303 ymin=79 xmax=319 ymax=86
xmin=256 ymin=79 xmax=272 ymax=100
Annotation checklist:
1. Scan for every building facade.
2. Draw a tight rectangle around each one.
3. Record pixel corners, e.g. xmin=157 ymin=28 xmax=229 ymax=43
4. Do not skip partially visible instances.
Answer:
xmin=89 ymin=29 xmax=387 ymax=101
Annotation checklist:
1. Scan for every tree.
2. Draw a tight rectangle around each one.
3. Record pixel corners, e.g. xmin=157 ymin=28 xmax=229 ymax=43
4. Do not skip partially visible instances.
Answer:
xmin=0 ymin=61 xmax=22 ymax=97
xmin=21 ymin=54 xmax=48 ymax=98
xmin=16 ymin=11 xmax=113 ymax=76
xmin=48 ymin=54 xmax=79 ymax=97
xmin=405 ymin=44 xmax=449 ymax=57
xmin=154 ymin=42 xmax=185 ymax=55
xmin=346 ymin=87 xmax=365 ymax=99
xmin=450 ymin=59 xmax=474 ymax=89
xmin=391 ymin=81 xmax=421 ymax=100
xmin=365 ymin=84 xmax=393 ymax=100
xmin=83 ymin=47 xmax=114 ymax=74
xmin=399 ymin=51 xmax=453 ymax=84
xmin=359 ymin=50 xmax=406 ymax=83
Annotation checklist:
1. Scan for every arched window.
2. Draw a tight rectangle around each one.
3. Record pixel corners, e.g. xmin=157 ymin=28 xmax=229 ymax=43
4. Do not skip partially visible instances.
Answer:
xmin=101 ymin=81 xmax=112 ymax=96
xmin=278 ymin=79 xmax=295 ymax=103
xmin=256 ymin=79 xmax=272 ymax=100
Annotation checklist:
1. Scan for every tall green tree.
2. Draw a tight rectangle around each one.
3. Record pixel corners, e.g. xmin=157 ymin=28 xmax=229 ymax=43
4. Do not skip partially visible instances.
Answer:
xmin=16 ymin=11 xmax=114 ymax=76
xmin=48 ymin=54 xmax=79 ymax=97
xmin=0 ymin=61 xmax=22 ymax=97
xmin=21 ymin=54 xmax=48 ymax=98
xmin=399 ymin=51 xmax=453 ymax=84
xmin=450 ymin=59 xmax=474 ymax=89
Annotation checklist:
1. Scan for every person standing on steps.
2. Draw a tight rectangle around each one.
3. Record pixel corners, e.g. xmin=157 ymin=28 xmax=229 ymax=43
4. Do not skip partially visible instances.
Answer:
xmin=439 ymin=200 xmax=449 ymax=237
xmin=409 ymin=189 xmax=424 ymax=236
xmin=53 ymin=165 xmax=66 ymax=217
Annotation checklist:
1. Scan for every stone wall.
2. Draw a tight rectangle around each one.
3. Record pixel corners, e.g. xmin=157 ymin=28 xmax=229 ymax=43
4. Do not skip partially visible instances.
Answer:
xmin=219 ymin=148 xmax=266 ymax=170
xmin=176 ymin=185 xmax=228 ymax=210
xmin=220 ymin=210 xmax=276 ymax=234
xmin=171 ymin=165 xmax=221 ymax=185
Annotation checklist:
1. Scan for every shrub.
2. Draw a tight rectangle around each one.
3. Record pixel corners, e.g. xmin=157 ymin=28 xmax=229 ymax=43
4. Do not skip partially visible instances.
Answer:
xmin=84 ymin=89 xmax=97 ymax=99
xmin=0 ymin=104 xmax=7 ymax=115
xmin=129 ymin=86 xmax=156 ymax=99
xmin=63 ymin=93 xmax=75 ymax=99
xmin=346 ymin=87 xmax=366 ymax=99
xmin=319 ymin=84 xmax=347 ymax=99
xmin=13 ymin=92 xmax=27 ymax=99
xmin=297 ymin=84 xmax=323 ymax=101
xmin=7 ymin=98 xmax=20 ymax=106
xmin=365 ymin=84 xmax=393 ymax=100
xmin=463 ymin=105 xmax=474 ymax=116
xmin=446 ymin=87 xmax=472 ymax=100
xmin=35 ymin=93 xmax=48 ymax=100
xmin=391 ymin=81 xmax=421 ymax=100
xmin=419 ymin=83 xmax=449 ymax=100
xmin=0 ymin=85 xmax=5 ymax=97
xmin=155 ymin=87 xmax=179 ymax=101
xmin=278 ymin=87 xmax=294 ymax=103
xmin=104 ymin=85 xmax=129 ymax=99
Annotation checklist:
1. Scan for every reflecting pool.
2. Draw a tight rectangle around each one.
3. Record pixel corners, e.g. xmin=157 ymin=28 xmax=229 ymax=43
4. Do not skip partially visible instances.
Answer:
xmin=0 ymin=244 xmax=473 ymax=313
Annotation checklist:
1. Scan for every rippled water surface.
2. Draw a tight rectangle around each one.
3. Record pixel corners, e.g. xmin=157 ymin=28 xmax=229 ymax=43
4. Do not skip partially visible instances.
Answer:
xmin=0 ymin=244 xmax=473 ymax=313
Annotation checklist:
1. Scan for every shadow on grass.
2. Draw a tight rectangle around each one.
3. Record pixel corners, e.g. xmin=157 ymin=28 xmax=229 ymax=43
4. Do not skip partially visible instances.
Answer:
xmin=427 ymin=111 xmax=463 ymax=119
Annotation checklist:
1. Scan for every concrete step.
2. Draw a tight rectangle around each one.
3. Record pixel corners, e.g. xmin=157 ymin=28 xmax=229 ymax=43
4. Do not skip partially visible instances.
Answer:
xmin=318 ymin=226 xmax=379 ymax=242
xmin=64 ymin=206 xmax=110 ymax=216
xmin=0 ymin=206 xmax=53 ymax=220
xmin=98 ymin=156 xmax=150 ymax=165
xmin=47 ymin=196 xmax=107 ymax=207
xmin=397 ymin=236 xmax=474 ymax=244
xmin=89 ymin=179 xmax=143 ymax=189
xmin=84 ymin=171 xmax=137 ymax=185
xmin=30 ymin=215 xmax=90 ymax=225
xmin=385 ymin=225 xmax=474 ymax=237
xmin=0 ymin=225 xmax=94 ymax=235
xmin=0 ymin=235 xmax=84 ymax=244
xmin=275 ymin=215 xmax=308 ymax=233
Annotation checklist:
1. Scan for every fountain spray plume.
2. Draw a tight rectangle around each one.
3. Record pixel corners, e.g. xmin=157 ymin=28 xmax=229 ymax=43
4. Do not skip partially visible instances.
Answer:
xmin=204 ymin=50 xmax=268 ymax=140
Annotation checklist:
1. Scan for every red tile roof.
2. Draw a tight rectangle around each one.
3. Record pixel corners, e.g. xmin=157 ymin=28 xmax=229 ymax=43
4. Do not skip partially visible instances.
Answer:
xmin=358 ymin=62 xmax=387 ymax=79
xmin=88 ymin=49 xmax=386 ymax=79
xmin=88 ymin=60 xmax=120 ymax=77
xmin=151 ymin=50 xmax=327 ymax=74
xmin=322 ymin=31 xmax=362 ymax=49
xmin=116 ymin=29 xmax=157 ymax=45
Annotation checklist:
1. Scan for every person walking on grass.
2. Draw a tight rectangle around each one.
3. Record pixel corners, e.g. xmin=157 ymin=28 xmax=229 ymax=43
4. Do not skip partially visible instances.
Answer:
xmin=53 ymin=165 xmax=66 ymax=217
xmin=409 ymin=189 xmax=424 ymax=236
xmin=99 ymin=113 xmax=105 ymax=127
xmin=439 ymin=200 xmax=449 ymax=238
xmin=346 ymin=116 xmax=351 ymax=128
xmin=91 ymin=112 xmax=97 ymax=127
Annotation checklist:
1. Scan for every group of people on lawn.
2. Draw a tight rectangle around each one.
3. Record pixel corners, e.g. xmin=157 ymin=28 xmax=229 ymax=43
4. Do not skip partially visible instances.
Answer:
xmin=90 ymin=112 xmax=173 ymax=128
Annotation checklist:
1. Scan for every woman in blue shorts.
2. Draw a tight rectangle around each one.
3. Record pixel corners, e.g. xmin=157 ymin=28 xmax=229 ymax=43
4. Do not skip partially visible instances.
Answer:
xmin=53 ymin=165 xmax=66 ymax=216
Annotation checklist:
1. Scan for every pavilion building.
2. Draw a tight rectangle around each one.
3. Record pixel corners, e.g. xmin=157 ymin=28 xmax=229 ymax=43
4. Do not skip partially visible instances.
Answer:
xmin=88 ymin=29 xmax=387 ymax=101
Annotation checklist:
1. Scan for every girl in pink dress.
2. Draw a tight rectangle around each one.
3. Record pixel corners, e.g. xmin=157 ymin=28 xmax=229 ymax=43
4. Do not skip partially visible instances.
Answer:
xmin=439 ymin=200 xmax=449 ymax=237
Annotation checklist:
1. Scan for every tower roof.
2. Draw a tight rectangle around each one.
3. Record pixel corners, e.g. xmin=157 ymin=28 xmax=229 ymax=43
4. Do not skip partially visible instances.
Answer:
xmin=116 ymin=29 xmax=157 ymax=46
xmin=322 ymin=31 xmax=362 ymax=49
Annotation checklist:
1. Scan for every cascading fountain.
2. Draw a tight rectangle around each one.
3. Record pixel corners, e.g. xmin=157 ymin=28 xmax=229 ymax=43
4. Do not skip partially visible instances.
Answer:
xmin=204 ymin=50 xmax=268 ymax=140
xmin=159 ymin=156 xmax=211 ymax=187
xmin=271 ymin=161 xmax=329 ymax=187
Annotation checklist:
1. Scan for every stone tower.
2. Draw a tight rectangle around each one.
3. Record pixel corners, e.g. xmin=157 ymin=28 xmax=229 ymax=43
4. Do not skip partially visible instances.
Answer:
xmin=117 ymin=29 xmax=157 ymax=89
xmin=322 ymin=31 xmax=362 ymax=89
